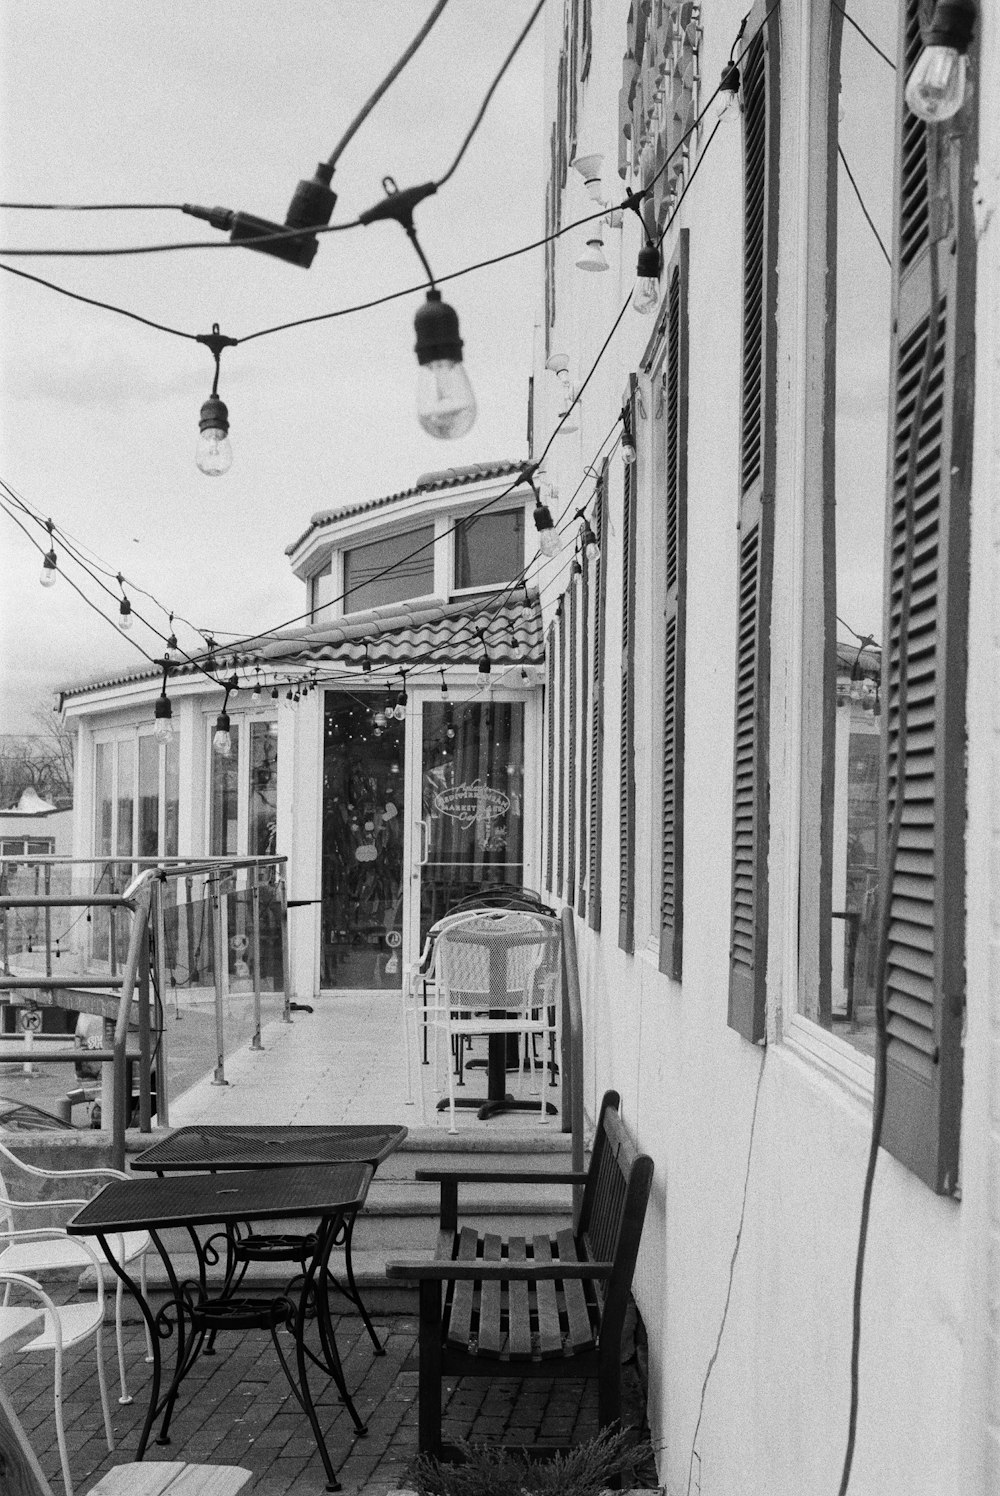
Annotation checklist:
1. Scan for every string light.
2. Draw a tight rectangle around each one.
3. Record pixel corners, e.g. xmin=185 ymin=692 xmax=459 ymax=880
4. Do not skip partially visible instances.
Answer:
xmin=195 ymin=325 xmax=236 ymax=477
xmin=361 ymin=641 xmax=373 ymax=674
xmin=904 ymin=0 xmax=975 ymax=120
xmin=154 ymin=658 xmax=174 ymax=745
xmin=40 ymin=519 xmax=58 ymax=587
xmin=440 ymin=669 xmax=448 ymax=695
xmin=621 ymin=405 xmax=637 ymax=466
xmin=116 ymin=575 xmax=134 ymax=631
xmin=577 ymin=510 xmax=599 ymax=557
xmin=477 ymin=629 xmax=492 ymax=675
xmin=212 ymin=673 xmax=239 ymax=756
xmin=716 ymin=60 xmax=742 ymax=120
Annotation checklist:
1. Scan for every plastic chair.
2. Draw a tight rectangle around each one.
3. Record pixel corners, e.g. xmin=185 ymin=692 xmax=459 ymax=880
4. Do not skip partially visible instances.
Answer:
xmin=0 ymin=1237 xmax=114 ymax=1496
xmin=434 ymin=910 xmax=562 ymax=1133
xmin=0 ymin=1140 xmax=152 ymax=1405
xmin=402 ymin=909 xmax=484 ymax=1120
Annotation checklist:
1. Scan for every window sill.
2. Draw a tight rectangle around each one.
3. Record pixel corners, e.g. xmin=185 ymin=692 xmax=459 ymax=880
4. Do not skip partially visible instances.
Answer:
xmin=783 ymin=1013 xmax=875 ymax=1106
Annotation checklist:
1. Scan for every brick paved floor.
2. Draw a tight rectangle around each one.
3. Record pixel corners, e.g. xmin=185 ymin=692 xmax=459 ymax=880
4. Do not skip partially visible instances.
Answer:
xmin=8 ymin=1313 xmax=600 ymax=1496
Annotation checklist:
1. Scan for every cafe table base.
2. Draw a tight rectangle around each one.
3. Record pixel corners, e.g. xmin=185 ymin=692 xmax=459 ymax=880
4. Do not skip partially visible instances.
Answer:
xmin=68 ymin=1164 xmax=374 ymax=1492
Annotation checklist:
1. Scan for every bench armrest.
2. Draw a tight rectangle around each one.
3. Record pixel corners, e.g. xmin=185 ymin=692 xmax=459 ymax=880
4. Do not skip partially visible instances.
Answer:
xmin=385 ymin=1259 xmax=614 ymax=1282
xmin=414 ymin=1168 xmax=588 ymax=1185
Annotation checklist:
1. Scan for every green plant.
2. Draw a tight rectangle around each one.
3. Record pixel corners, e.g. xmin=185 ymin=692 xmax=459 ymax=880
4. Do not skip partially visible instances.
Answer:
xmin=407 ymin=1424 xmax=655 ymax=1496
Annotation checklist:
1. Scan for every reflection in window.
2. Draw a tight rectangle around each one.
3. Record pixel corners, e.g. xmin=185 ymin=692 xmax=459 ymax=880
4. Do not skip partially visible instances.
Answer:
xmin=115 ymin=739 xmax=134 ymax=858
xmin=138 ymin=735 xmax=159 ymax=857
xmin=210 ymin=722 xmax=240 ymax=855
xmin=343 ymin=527 xmax=435 ymax=613
xmin=249 ymin=722 xmax=279 ymax=856
xmin=95 ymin=742 xmax=113 ymax=857
xmin=310 ymin=559 xmax=334 ymax=621
xmin=454 ymin=508 xmax=524 ymax=590
xmin=800 ymin=2 xmax=894 ymax=1056
xmin=164 ymin=732 xmax=180 ymax=857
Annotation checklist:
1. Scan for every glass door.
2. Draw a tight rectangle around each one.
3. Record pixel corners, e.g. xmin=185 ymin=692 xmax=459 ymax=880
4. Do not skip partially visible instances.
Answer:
xmin=414 ymin=699 xmax=525 ymax=951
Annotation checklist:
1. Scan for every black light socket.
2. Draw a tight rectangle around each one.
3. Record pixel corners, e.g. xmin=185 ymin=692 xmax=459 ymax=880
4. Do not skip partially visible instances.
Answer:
xmin=637 ymin=242 xmax=662 ymax=279
xmin=414 ymin=291 xmax=463 ymax=365
xmin=199 ymin=395 xmax=229 ymax=435
xmin=923 ymin=0 xmax=976 ymax=50
xmin=284 ymin=163 xmax=337 ymax=231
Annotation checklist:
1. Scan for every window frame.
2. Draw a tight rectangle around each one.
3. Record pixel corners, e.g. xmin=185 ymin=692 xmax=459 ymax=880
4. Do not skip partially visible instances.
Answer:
xmin=450 ymin=505 xmax=527 ymax=598
xmin=91 ymin=725 xmax=178 ymax=863
xmin=205 ymin=713 xmax=279 ymax=858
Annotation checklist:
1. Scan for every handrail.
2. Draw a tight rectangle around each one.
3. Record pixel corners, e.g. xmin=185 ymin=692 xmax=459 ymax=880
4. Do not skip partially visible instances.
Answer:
xmin=111 ymin=880 xmax=153 ymax=1170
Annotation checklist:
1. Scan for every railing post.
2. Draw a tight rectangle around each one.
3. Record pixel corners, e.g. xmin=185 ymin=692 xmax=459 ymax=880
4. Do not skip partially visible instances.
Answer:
xmin=184 ymin=874 xmax=196 ymax=1005
xmin=250 ymin=868 xmax=263 ymax=1050
xmin=43 ymin=863 xmax=52 ymax=981
xmin=560 ymin=907 xmax=585 ymax=1226
xmin=153 ymin=876 xmax=170 ymax=1126
xmin=137 ymin=920 xmax=151 ymax=1133
xmin=211 ymin=879 xmax=229 ymax=1085
xmin=278 ymin=874 xmax=292 ymax=1024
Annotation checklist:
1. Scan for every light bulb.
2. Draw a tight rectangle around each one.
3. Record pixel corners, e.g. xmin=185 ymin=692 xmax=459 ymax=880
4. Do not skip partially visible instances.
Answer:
xmin=632 ymin=278 xmax=659 ymax=315
xmin=905 ymin=45 xmax=967 ymax=120
xmin=416 ymin=361 xmax=477 ymax=440
xmin=716 ymin=62 xmax=741 ymax=120
xmin=119 ymin=599 xmax=133 ymax=631
xmin=478 ymin=655 xmax=491 ymax=675
xmin=622 ymin=432 xmax=637 ymax=466
xmin=373 ymin=710 xmax=388 ymax=729
xmin=414 ymin=291 xmax=476 ymax=439
xmin=539 ymin=530 xmax=561 ymax=559
xmin=154 ymin=716 xmax=175 ymax=745
xmin=393 ymin=702 xmax=407 ymax=721
xmin=196 ymin=395 xmax=232 ymax=477
xmin=213 ymin=711 xmax=232 ymax=757
xmin=576 ymin=237 xmax=609 ymax=272
xmin=40 ymin=550 xmax=58 ymax=587
xmin=251 ymin=686 xmax=262 ymax=704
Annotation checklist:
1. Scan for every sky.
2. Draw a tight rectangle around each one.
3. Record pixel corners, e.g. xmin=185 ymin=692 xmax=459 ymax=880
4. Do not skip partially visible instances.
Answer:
xmin=0 ymin=1 xmax=544 ymax=732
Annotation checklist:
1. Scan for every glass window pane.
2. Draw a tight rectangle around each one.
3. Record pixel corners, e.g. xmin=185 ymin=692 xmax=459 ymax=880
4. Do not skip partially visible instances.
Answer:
xmin=94 ymin=742 xmax=112 ymax=857
xmin=455 ymin=508 xmax=524 ymax=590
xmin=310 ymin=559 xmax=334 ymax=621
xmin=164 ymin=732 xmax=180 ymax=857
xmin=116 ymin=739 xmax=134 ymax=858
xmin=343 ymin=527 xmax=435 ymax=613
xmin=249 ymin=721 xmax=279 ymax=856
xmin=210 ymin=722 xmax=240 ymax=855
xmin=138 ymin=735 xmax=159 ymax=858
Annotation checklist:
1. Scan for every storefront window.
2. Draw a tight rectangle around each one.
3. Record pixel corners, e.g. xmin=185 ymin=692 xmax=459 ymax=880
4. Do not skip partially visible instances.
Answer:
xmin=164 ymin=732 xmax=180 ymax=857
xmin=342 ymin=526 xmax=435 ymax=613
xmin=209 ymin=723 xmax=240 ymax=855
xmin=138 ymin=734 xmax=159 ymax=857
xmin=249 ymin=722 xmax=279 ymax=856
xmin=115 ymin=739 xmax=134 ymax=858
xmin=95 ymin=741 xmax=112 ymax=857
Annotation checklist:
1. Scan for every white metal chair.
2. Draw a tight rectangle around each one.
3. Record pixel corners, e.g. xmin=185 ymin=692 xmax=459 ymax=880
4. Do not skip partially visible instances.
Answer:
xmin=402 ymin=909 xmax=484 ymax=1119
xmin=0 ymin=1238 xmax=114 ymax=1496
xmin=434 ymin=910 xmax=562 ymax=1133
xmin=0 ymin=1140 xmax=152 ymax=1405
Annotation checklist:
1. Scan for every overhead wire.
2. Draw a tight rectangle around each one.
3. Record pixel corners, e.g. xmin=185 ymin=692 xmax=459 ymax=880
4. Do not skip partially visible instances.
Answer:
xmin=838 ymin=146 xmax=891 ymax=266
xmin=830 ymin=0 xmax=897 ymax=70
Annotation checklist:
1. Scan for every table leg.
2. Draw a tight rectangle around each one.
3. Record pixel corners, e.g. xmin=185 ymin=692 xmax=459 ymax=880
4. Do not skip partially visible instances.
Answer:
xmin=325 ymin=1212 xmax=384 ymax=1356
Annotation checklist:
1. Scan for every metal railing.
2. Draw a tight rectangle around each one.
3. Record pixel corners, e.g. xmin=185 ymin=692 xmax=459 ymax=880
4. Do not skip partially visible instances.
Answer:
xmin=0 ymin=855 xmax=289 ymax=1168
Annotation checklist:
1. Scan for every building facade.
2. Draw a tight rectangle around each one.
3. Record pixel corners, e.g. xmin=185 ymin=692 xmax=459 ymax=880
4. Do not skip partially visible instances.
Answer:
xmin=535 ymin=1 xmax=996 ymax=1492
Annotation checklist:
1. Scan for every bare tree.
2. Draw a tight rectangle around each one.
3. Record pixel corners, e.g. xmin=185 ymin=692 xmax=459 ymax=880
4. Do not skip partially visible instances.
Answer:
xmin=0 ymin=702 xmax=75 ymax=808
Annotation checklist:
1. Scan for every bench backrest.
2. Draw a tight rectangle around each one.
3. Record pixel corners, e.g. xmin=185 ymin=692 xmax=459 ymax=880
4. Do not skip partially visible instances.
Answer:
xmin=577 ymin=1091 xmax=654 ymax=1330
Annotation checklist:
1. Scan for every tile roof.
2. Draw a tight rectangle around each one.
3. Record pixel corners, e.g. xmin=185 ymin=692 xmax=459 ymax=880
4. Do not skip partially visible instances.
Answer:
xmin=284 ymin=459 xmax=528 ymax=556
xmin=60 ymin=592 xmax=542 ymax=701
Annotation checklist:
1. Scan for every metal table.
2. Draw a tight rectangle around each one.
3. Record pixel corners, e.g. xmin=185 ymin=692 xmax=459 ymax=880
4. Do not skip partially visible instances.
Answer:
xmin=68 ymin=1163 xmax=373 ymax=1492
xmin=131 ymin=1124 xmax=406 ymax=1355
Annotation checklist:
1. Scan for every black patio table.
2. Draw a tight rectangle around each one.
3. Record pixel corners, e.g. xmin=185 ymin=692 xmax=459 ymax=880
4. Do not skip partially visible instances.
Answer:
xmin=68 ymin=1162 xmax=373 ymax=1492
xmin=131 ymin=1123 xmax=407 ymax=1355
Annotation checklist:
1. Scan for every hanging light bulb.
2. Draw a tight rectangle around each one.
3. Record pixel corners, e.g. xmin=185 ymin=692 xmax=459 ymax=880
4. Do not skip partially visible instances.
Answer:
xmin=154 ymin=694 xmax=174 ymax=745
xmin=271 ymin=686 xmax=279 ymax=700
xmin=164 ymin=619 xmax=179 ymax=661
xmin=576 ymin=230 xmax=609 ymax=272
xmin=477 ymin=630 xmax=492 ymax=675
xmin=716 ymin=61 xmax=741 ymax=121
xmin=440 ymin=670 xmax=448 ymax=695
xmin=533 ymin=499 xmax=561 ymax=559
xmin=571 ymin=153 xmax=605 ymax=201
xmin=578 ymin=514 xmax=599 ymax=557
xmin=633 ymin=241 xmax=662 ymax=315
xmin=361 ymin=643 xmax=373 ymax=674
xmin=904 ymin=0 xmax=975 ymax=121
xmin=212 ymin=711 xmax=232 ymax=757
xmin=40 ymin=549 xmax=58 ymax=587
xmin=196 ymin=394 xmax=233 ymax=476
xmin=621 ymin=406 xmax=637 ymax=466
xmin=118 ymin=597 xmax=134 ymax=631
xmin=413 ymin=290 xmax=476 ymax=439
xmin=251 ymin=681 xmax=262 ymax=705
xmin=373 ymin=709 xmax=388 ymax=729
xmin=520 ymin=584 xmax=533 ymax=619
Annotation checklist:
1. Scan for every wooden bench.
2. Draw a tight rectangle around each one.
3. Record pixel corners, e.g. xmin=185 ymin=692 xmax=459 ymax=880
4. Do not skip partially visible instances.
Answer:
xmin=0 ymin=1386 xmax=250 ymax=1496
xmin=386 ymin=1090 xmax=654 ymax=1457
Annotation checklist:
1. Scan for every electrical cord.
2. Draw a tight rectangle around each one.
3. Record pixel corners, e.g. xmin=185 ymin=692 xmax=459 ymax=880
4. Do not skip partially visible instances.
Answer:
xmin=830 ymin=0 xmax=896 ymax=71
xmin=0 ymin=202 xmax=189 ymax=211
xmin=0 ymin=261 xmax=197 ymax=339
xmin=838 ymin=146 xmax=891 ymax=266
xmin=686 ymin=1043 xmax=767 ymax=1496
xmin=834 ymin=175 xmax=941 ymax=1496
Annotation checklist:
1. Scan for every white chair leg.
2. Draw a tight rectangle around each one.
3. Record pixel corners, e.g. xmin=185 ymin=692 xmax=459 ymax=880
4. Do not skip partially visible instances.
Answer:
xmin=51 ymin=1336 xmax=74 ymax=1496
xmin=115 ymin=1272 xmax=131 ymax=1403
xmin=94 ymin=1324 xmax=114 ymax=1453
xmin=447 ymin=1028 xmax=458 ymax=1135
xmin=402 ymin=972 xmax=415 ymax=1105
xmin=141 ymin=1252 xmax=153 ymax=1362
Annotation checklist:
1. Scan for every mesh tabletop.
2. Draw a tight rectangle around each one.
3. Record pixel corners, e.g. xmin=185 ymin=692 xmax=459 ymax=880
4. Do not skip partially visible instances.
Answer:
xmin=66 ymin=1162 xmax=373 ymax=1235
xmin=132 ymin=1124 xmax=407 ymax=1173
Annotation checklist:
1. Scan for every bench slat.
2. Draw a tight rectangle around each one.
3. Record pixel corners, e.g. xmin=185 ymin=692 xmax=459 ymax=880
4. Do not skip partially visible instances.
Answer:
xmin=88 ymin=1464 xmax=251 ymax=1496
xmin=556 ymin=1227 xmax=595 ymax=1352
xmin=506 ymin=1236 xmax=532 ymax=1359
xmin=477 ymin=1233 xmax=504 ymax=1355
xmin=446 ymin=1226 xmax=479 ymax=1350
xmin=531 ymin=1235 xmax=563 ymax=1357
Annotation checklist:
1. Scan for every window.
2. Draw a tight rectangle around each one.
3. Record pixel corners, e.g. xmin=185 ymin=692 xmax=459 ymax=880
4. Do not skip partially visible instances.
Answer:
xmin=797 ymin=0 xmax=896 ymax=1058
xmin=727 ymin=0 xmax=779 ymax=1042
xmin=342 ymin=526 xmax=435 ymax=614
xmin=454 ymin=508 xmax=524 ymax=591
xmin=209 ymin=721 xmax=241 ymax=856
xmin=208 ymin=717 xmax=279 ymax=858
xmin=0 ymin=837 xmax=55 ymax=857
xmin=309 ymin=559 xmax=335 ymax=622
xmin=248 ymin=722 xmax=278 ymax=856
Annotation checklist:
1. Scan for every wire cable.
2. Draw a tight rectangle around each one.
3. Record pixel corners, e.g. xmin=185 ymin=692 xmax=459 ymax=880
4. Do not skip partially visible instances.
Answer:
xmin=0 ymin=261 xmax=197 ymax=339
xmin=838 ymin=146 xmax=891 ymax=266
xmin=0 ymin=202 xmax=189 ymax=212
xmin=435 ymin=0 xmax=547 ymax=188
xmin=830 ymin=0 xmax=897 ymax=70
xmin=326 ymin=0 xmax=452 ymax=169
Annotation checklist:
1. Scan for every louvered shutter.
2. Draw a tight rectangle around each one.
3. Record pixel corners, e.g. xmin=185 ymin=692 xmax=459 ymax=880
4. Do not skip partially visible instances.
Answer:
xmin=588 ymin=462 xmax=609 ymax=931
xmin=659 ymin=234 xmax=690 ymax=979
xmin=567 ymin=580 xmax=579 ymax=907
xmin=556 ymin=608 xmax=566 ymax=897
xmin=877 ymin=0 xmax=974 ymax=1194
xmin=545 ymin=626 xmax=556 ymax=892
xmin=727 ymin=2 xmax=779 ymax=1042
xmin=577 ymin=539 xmax=590 ymax=918
xmin=619 ymin=377 xmax=639 ymax=954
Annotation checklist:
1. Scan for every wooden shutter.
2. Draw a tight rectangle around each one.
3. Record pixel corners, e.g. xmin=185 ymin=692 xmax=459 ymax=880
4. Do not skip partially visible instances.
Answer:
xmin=619 ymin=377 xmax=639 ymax=954
xmin=659 ymin=233 xmax=690 ymax=979
xmin=556 ymin=608 xmax=566 ymax=897
xmin=727 ymin=1 xmax=779 ymax=1042
xmin=588 ymin=462 xmax=609 ymax=931
xmin=877 ymin=0 xmax=974 ymax=1194
xmin=577 ymin=538 xmax=590 ymax=918
xmin=567 ymin=580 xmax=579 ymax=907
xmin=545 ymin=626 xmax=556 ymax=892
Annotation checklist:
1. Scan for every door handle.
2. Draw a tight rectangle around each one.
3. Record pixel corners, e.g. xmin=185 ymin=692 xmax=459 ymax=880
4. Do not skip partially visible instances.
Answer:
xmin=419 ymin=819 xmax=430 ymax=866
